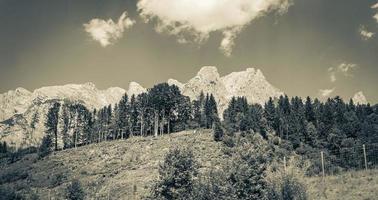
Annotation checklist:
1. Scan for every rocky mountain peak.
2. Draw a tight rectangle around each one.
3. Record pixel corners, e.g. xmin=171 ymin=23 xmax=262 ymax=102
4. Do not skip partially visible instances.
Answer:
xmin=167 ymin=79 xmax=184 ymax=90
xmin=352 ymin=91 xmax=368 ymax=105
xmin=196 ymin=66 xmax=220 ymax=81
xmin=127 ymin=82 xmax=146 ymax=97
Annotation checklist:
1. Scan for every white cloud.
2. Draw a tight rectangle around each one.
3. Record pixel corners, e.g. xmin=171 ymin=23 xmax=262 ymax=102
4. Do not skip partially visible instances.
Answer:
xmin=337 ymin=63 xmax=357 ymax=75
xmin=359 ymin=26 xmax=374 ymax=40
xmin=319 ymin=88 xmax=335 ymax=97
xmin=328 ymin=62 xmax=357 ymax=82
xmin=330 ymin=72 xmax=336 ymax=82
xmin=84 ymin=12 xmax=135 ymax=47
xmin=137 ymin=0 xmax=292 ymax=56
xmin=372 ymin=3 xmax=378 ymax=23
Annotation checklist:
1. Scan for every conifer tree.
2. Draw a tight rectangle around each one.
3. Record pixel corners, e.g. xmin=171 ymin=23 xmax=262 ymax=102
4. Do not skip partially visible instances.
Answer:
xmin=45 ymin=102 xmax=61 ymax=151
xmin=213 ymin=122 xmax=224 ymax=142
xmin=150 ymin=147 xmax=197 ymax=199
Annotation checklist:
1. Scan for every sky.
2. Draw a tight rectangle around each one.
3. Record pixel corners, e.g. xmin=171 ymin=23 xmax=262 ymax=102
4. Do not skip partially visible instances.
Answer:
xmin=0 ymin=0 xmax=377 ymax=103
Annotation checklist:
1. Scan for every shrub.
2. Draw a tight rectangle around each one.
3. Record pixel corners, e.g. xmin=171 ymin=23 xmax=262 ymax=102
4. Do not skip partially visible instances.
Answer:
xmin=0 ymin=185 xmax=23 ymax=200
xmin=213 ymin=122 xmax=224 ymax=142
xmin=66 ymin=179 xmax=85 ymax=200
xmin=149 ymin=146 xmax=197 ymax=200
xmin=266 ymin=156 xmax=308 ymax=200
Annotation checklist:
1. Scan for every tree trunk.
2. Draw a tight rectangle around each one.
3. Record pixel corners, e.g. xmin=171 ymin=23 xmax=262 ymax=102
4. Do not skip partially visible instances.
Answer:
xmin=140 ymin=113 xmax=144 ymax=137
xmin=167 ymin=118 xmax=170 ymax=134
xmin=54 ymin=130 xmax=58 ymax=151
xmin=160 ymin=112 xmax=165 ymax=135
xmin=154 ymin=110 xmax=158 ymax=137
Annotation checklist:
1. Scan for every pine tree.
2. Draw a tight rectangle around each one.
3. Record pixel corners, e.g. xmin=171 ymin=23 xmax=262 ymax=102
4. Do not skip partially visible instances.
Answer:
xmin=136 ymin=93 xmax=149 ymax=136
xmin=227 ymin=135 xmax=269 ymax=199
xmin=0 ymin=141 xmax=7 ymax=153
xmin=129 ymin=95 xmax=138 ymax=136
xmin=45 ymin=102 xmax=61 ymax=151
xmin=264 ymin=97 xmax=276 ymax=130
xmin=305 ymin=96 xmax=315 ymax=123
xmin=204 ymin=94 xmax=219 ymax=128
xmin=117 ymin=94 xmax=129 ymax=137
xmin=66 ymin=179 xmax=85 ymax=200
xmin=38 ymin=134 xmax=53 ymax=158
xmin=150 ymin=147 xmax=197 ymax=199
xmin=213 ymin=122 xmax=224 ymax=142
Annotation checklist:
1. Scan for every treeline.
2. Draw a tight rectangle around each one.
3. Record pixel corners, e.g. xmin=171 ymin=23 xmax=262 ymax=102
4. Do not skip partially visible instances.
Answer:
xmin=39 ymin=83 xmax=219 ymax=156
xmin=222 ymin=95 xmax=378 ymax=171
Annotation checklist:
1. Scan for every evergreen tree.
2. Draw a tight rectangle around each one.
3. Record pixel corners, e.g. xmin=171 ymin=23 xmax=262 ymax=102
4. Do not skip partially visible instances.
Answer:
xmin=66 ymin=179 xmax=85 ymax=200
xmin=227 ymin=135 xmax=270 ymax=199
xmin=150 ymin=147 xmax=197 ymax=199
xmin=305 ymin=96 xmax=315 ymax=123
xmin=117 ymin=94 xmax=129 ymax=137
xmin=213 ymin=122 xmax=224 ymax=142
xmin=38 ymin=134 xmax=53 ymax=158
xmin=45 ymin=102 xmax=61 ymax=151
xmin=264 ymin=97 xmax=276 ymax=130
xmin=129 ymin=95 xmax=138 ymax=136
xmin=204 ymin=94 xmax=219 ymax=129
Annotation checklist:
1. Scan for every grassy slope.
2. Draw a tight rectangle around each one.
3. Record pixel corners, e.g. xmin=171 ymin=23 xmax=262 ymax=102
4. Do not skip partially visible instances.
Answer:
xmin=0 ymin=130 xmax=226 ymax=200
xmin=1 ymin=129 xmax=377 ymax=200
xmin=305 ymin=169 xmax=378 ymax=200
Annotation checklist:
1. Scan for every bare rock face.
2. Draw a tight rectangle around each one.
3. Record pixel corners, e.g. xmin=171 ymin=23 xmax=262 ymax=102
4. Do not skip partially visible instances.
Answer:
xmin=127 ymin=82 xmax=147 ymax=97
xmin=172 ymin=66 xmax=283 ymax=116
xmin=0 ymin=83 xmax=126 ymax=149
xmin=167 ymin=79 xmax=184 ymax=91
xmin=0 ymin=87 xmax=33 ymax=122
xmin=352 ymin=91 xmax=368 ymax=105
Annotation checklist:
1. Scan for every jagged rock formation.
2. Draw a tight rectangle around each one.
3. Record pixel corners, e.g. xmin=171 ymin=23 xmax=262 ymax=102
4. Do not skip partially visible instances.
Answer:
xmin=352 ymin=91 xmax=368 ymax=105
xmin=0 ymin=83 xmax=126 ymax=149
xmin=127 ymin=82 xmax=147 ymax=97
xmin=179 ymin=66 xmax=283 ymax=115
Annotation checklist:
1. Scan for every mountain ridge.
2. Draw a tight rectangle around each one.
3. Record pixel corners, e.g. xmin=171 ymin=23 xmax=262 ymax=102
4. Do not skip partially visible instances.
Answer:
xmin=0 ymin=66 xmax=288 ymax=149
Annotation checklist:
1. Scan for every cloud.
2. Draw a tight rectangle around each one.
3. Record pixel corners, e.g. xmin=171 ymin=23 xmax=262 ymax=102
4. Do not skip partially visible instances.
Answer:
xmin=359 ymin=26 xmax=374 ymax=40
xmin=137 ymin=0 xmax=292 ymax=56
xmin=319 ymin=88 xmax=335 ymax=97
xmin=84 ymin=12 xmax=135 ymax=47
xmin=330 ymin=72 xmax=336 ymax=82
xmin=328 ymin=62 xmax=357 ymax=82
xmin=337 ymin=63 xmax=357 ymax=74
xmin=372 ymin=3 xmax=378 ymax=23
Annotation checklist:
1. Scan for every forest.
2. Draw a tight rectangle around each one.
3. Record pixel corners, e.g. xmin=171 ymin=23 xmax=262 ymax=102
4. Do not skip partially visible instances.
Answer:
xmin=1 ymin=82 xmax=377 ymax=171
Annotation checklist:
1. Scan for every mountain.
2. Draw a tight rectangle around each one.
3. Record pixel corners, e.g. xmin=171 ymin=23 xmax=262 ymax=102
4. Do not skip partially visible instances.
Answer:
xmin=126 ymin=82 xmax=147 ymax=97
xmin=352 ymin=91 xmax=368 ymax=105
xmin=0 ymin=83 xmax=125 ymax=149
xmin=179 ymin=66 xmax=283 ymax=115
xmin=0 ymin=66 xmax=282 ymax=149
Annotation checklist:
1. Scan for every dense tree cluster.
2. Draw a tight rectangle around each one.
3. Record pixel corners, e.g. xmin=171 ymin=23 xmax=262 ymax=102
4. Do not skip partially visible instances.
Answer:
xmin=223 ymin=95 xmax=378 ymax=170
xmin=40 ymin=83 xmax=219 ymax=153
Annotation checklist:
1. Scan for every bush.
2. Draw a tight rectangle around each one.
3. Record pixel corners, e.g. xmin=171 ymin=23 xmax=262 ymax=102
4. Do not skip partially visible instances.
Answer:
xmin=213 ymin=122 xmax=224 ymax=142
xmin=149 ymin=146 xmax=197 ymax=200
xmin=266 ymin=156 xmax=308 ymax=200
xmin=281 ymin=175 xmax=307 ymax=200
xmin=0 ymin=185 xmax=23 ymax=200
xmin=66 ymin=179 xmax=85 ymax=200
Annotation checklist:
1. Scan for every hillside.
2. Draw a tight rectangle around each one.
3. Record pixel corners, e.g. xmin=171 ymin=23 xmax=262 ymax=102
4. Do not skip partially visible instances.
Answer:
xmin=1 ymin=130 xmax=377 ymax=200
xmin=0 ymin=130 xmax=227 ymax=199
